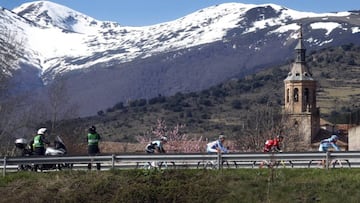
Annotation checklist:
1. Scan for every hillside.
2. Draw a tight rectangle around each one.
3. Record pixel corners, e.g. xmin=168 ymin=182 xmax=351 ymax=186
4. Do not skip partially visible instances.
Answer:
xmin=54 ymin=44 xmax=360 ymax=149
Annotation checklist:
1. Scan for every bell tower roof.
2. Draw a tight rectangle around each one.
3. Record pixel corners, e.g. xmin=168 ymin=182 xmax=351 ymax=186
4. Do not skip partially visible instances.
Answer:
xmin=295 ymin=24 xmax=305 ymax=61
xmin=284 ymin=24 xmax=314 ymax=81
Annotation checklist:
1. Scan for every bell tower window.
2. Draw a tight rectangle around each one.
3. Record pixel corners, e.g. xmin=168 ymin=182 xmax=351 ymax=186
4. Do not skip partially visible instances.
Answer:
xmin=294 ymin=88 xmax=299 ymax=102
xmin=304 ymin=88 xmax=309 ymax=103
xmin=287 ymin=88 xmax=290 ymax=103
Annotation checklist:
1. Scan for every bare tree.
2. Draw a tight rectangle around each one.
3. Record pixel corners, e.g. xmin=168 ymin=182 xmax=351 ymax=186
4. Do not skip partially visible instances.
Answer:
xmin=235 ymin=103 xmax=309 ymax=152
xmin=46 ymin=77 xmax=79 ymax=135
xmin=0 ymin=27 xmax=24 ymax=155
xmin=235 ymin=104 xmax=281 ymax=152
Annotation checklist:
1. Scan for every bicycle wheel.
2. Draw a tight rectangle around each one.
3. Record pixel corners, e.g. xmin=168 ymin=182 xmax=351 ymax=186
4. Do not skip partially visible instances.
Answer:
xmin=158 ymin=161 xmax=176 ymax=169
xmin=275 ymin=160 xmax=294 ymax=168
xmin=331 ymin=159 xmax=351 ymax=168
xmin=197 ymin=160 xmax=212 ymax=169
xmin=204 ymin=160 xmax=217 ymax=169
xmin=309 ymin=160 xmax=334 ymax=168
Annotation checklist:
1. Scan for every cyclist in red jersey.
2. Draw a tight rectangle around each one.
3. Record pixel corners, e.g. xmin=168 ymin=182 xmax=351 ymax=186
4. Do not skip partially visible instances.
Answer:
xmin=260 ymin=135 xmax=284 ymax=168
xmin=263 ymin=135 xmax=284 ymax=153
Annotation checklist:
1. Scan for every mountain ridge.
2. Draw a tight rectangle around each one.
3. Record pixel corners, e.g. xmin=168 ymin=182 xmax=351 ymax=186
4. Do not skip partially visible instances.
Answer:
xmin=0 ymin=1 xmax=359 ymax=117
xmin=6 ymin=1 xmax=358 ymax=77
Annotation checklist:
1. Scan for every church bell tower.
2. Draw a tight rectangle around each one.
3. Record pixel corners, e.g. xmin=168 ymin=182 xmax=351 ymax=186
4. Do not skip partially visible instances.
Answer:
xmin=283 ymin=25 xmax=320 ymax=145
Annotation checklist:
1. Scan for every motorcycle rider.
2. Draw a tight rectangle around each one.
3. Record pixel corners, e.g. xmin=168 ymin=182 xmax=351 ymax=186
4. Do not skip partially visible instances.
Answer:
xmin=32 ymin=128 xmax=50 ymax=156
xmin=30 ymin=128 xmax=50 ymax=171
xmin=87 ymin=125 xmax=101 ymax=170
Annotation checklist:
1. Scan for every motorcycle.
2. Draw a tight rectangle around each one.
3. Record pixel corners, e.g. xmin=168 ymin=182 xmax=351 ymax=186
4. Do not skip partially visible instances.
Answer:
xmin=38 ymin=135 xmax=73 ymax=171
xmin=14 ymin=138 xmax=34 ymax=171
xmin=14 ymin=136 xmax=73 ymax=171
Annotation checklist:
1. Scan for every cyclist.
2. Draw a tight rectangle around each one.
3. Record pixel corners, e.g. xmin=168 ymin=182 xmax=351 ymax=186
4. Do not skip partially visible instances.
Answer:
xmin=319 ymin=134 xmax=340 ymax=152
xmin=263 ymin=135 xmax=284 ymax=153
xmin=318 ymin=134 xmax=340 ymax=167
xmin=145 ymin=136 xmax=168 ymax=154
xmin=204 ymin=134 xmax=228 ymax=168
xmin=145 ymin=136 xmax=168 ymax=168
xmin=206 ymin=134 xmax=228 ymax=153
xmin=260 ymin=135 xmax=284 ymax=168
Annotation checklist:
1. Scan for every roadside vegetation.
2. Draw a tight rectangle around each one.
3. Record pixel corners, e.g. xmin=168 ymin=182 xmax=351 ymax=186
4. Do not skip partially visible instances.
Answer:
xmin=1 ymin=168 xmax=360 ymax=202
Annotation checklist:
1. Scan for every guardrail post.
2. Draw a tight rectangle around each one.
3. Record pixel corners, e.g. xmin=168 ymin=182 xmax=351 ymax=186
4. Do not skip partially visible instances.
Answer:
xmin=3 ymin=156 xmax=6 ymax=177
xmin=112 ymin=154 xmax=115 ymax=169
xmin=217 ymin=152 xmax=222 ymax=170
xmin=326 ymin=151 xmax=330 ymax=170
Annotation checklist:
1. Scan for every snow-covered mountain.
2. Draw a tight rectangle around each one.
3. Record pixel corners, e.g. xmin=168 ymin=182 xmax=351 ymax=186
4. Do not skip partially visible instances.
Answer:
xmin=5 ymin=1 xmax=359 ymax=78
xmin=1 ymin=1 xmax=359 ymax=117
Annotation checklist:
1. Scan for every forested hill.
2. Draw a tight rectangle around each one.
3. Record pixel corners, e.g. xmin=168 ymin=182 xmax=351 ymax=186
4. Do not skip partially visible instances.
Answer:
xmin=56 ymin=44 xmax=360 ymax=145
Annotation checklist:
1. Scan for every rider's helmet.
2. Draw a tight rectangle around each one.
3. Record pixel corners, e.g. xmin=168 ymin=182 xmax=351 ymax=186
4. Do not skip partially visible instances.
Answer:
xmin=88 ymin=125 xmax=96 ymax=133
xmin=161 ymin=136 xmax=168 ymax=142
xmin=37 ymin=128 xmax=48 ymax=135
xmin=330 ymin=135 xmax=339 ymax=142
xmin=276 ymin=135 xmax=284 ymax=141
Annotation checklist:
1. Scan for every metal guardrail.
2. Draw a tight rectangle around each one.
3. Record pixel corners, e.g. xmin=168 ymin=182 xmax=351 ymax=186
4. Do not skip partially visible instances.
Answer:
xmin=2 ymin=151 xmax=360 ymax=176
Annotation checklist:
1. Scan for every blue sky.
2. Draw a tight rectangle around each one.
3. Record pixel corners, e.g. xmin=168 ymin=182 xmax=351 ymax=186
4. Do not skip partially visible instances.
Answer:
xmin=1 ymin=0 xmax=359 ymax=26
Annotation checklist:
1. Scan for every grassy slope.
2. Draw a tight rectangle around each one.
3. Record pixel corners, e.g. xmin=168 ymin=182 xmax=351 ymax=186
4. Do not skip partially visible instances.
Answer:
xmin=1 ymin=169 xmax=360 ymax=202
